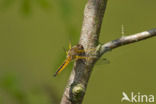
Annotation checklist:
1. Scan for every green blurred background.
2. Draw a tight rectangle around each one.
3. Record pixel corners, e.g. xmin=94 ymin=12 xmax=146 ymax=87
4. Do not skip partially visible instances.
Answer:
xmin=0 ymin=0 xmax=156 ymax=104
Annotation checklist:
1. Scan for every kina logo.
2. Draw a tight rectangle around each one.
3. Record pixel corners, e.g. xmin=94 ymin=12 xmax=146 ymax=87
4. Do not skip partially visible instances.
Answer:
xmin=121 ymin=92 xmax=154 ymax=103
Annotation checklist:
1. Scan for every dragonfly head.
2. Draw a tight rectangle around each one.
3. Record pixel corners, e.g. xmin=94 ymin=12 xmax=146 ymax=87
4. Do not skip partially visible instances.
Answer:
xmin=66 ymin=44 xmax=85 ymax=60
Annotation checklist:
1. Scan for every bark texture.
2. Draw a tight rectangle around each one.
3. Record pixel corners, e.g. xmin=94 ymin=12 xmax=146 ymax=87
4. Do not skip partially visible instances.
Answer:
xmin=60 ymin=0 xmax=108 ymax=104
xmin=60 ymin=0 xmax=156 ymax=104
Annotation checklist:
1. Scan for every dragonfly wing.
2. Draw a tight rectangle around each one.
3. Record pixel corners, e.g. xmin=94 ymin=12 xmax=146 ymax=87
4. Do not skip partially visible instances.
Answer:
xmin=95 ymin=58 xmax=110 ymax=66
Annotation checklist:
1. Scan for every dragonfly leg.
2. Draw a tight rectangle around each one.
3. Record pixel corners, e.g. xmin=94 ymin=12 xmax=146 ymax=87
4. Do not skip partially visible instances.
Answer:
xmin=75 ymin=56 xmax=87 ymax=60
xmin=77 ymin=50 xmax=85 ymax=53
xmin=75 ymin=55 xmax=88 ymax=65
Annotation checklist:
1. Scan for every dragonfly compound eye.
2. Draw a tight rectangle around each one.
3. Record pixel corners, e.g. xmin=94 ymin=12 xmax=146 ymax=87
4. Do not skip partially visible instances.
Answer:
xmin=77 ymin=44 xmax=84 ymax=50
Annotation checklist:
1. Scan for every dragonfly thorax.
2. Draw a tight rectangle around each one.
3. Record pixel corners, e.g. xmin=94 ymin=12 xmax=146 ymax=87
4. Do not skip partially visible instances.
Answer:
xmin=67 ymin=44 xmax=85 ymax=60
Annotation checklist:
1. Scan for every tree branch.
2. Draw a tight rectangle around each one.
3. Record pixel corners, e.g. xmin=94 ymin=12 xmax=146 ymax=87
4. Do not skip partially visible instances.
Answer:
xmin=60 ymin=0 xmax=107 ymax=104
xmin=60 ymin=0 xmax=156 ymax=104
xmin=99 ymin=28 xmax=156 ymax=56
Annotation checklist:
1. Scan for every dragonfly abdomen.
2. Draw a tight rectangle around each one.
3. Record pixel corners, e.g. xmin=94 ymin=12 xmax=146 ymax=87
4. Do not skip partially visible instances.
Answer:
xmin=53 ymin=58 xmax=71 ymax=77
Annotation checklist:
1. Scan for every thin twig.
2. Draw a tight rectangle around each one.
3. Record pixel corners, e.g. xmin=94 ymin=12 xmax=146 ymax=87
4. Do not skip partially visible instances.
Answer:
xmin=99 ymin=29 xmax=156 ymax=56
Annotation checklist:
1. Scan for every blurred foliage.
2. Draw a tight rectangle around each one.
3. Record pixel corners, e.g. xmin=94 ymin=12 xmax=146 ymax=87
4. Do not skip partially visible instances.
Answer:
xmin=0 ymin=0 xmax=15 ymax=9
xmin=21 ymin=0 xmax=31 ymax=15
xmin=0 ymin=73 xmax=59 ymax=104
xmin=56 ymin=0 xmax=79 ymax=44
xmin=57 ymin=0 xmax=72 ymax=20
xmin=0 ymin=95 xmax=2 ymax=104
xmin=0 ymin=74 xmax=27 ymax=104
xmin=36 ymin=0 xmax=50 ymax=9
xmin=0 ymin=0 xmax=78 ymax=42
xmin=0 ymin=0 xmax=156 ymax=104
xmin=0 ymin=0 xmax=51 ymax=15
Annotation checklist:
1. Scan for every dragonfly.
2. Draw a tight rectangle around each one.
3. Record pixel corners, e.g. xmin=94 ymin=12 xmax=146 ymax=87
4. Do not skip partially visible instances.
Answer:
xmin=53 ymin=43 xmax=110 ymax=77
xmin=53 ymin=43 xmax=87 ymax=77
xmin=53 ymin=25 xmax=124 ymax=76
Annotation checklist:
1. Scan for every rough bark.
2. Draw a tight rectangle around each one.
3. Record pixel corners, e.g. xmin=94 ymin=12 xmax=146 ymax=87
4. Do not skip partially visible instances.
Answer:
xmin=60 ymin=0 xmax=156 ymax=104
xmin=60 ymin=0 xmax=107 ymax=104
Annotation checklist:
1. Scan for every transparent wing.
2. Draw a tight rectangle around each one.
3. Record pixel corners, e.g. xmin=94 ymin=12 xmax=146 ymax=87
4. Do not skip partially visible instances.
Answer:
xmin=95 ymin=57 xmax=110 ymax=66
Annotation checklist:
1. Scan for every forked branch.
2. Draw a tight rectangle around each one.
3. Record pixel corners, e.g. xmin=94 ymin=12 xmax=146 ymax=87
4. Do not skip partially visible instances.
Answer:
xmin=60 ymin=0 xmax=156 ymax=103
xmin=61 ymin=0 xmax=108 ymax=104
